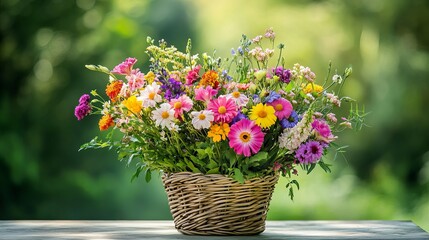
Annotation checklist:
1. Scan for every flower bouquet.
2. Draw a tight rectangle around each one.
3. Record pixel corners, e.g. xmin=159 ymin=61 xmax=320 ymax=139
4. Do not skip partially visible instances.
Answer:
xmin=75 ymin=28 xmax=365 ymax=235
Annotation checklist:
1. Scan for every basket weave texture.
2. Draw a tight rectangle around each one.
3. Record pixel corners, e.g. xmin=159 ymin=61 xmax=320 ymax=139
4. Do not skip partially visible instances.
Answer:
xmin=162 ymin=172 xmax=279 ymax=235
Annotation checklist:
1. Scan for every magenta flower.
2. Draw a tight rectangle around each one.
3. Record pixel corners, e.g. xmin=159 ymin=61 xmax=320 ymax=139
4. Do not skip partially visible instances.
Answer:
xmin=195 ymin=86 xmax=218 ymax=103
xmin=74 ymin=94 xmax=91 ymax=120
xmin=169 ymin=95 xmax=193 ymax=118
xmin=186 ymin=65 xmax=201 ymax=85
xmin=312 ymin=119 xmax=335 ymax=142
xmin=79 ymin=94 xmax=90 ymax=105
xmin=111 ymin=57 xmax=137 ymax=75
xmin=208 ymin=97 xmax=237 ymax=123
xmin=228 ymin=119 xmax=265 ymax=157
xmin=268 ymin=98 xmax=293 ymax=120
xmin=295 ymin=141 xmax=324 ymax=164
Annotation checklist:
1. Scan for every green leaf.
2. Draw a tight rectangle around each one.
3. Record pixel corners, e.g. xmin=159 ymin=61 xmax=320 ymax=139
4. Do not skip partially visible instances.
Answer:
xmin=319 ymin=161 xmax=332 ymax=173
xmin=288 ymin=187 xmax=295 ymax=201
xmin=286 ymin=179 xmax=300 ymax=201
xmin=79 ymin=137 xmax=111 ymax=151
xmin=185 ymin=160 xmax=201 ymax=173
xmin=145 ymin=169 xmax=152 ymax=183
xmin=290 ymin=180 xmax=300 ymax=190
xmin=189 ymin=155 xmax=206 ymax=168
xmin=207 ymin=159 xmax=218 ymax=169
xmin=249 ymin=151 xmax=268 ymax=164
xmin=131 ymin=166 xmax=144 ymax=182
xmin=196 ymin=149 xmax=207 ymax=158
xmin=206 ymin=168 xmax=220 ymax=174
xmin=306 ymin=163 xmax=317 ymax=174
xmin=285 ymin=81 xmax=295 ymax=92
xmin=234 ymin=168 xmax=244 ymax=184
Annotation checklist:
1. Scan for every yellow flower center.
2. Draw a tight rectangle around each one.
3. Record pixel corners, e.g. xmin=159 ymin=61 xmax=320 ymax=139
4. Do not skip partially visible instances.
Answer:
xmin=161 ymin=111 xmax=170 ymax=119
xmin=148 ymin=92 xmax=155 ymax=100
xmin=258 ymin=110 xmax=267 ymax=118
xmin=174 ymin=102 xmax=182 ymax=109
xmin=232 ymin=91 xmax=240 ymax=98
xmin=275 ymin=103 xmax=283 ymax=111
xmin=218 ymin=106 xmax=227 ymax=114
xmin=198 ymin=114 xmax=206 ymax=120
xmin=239 ymin=132 xmax=251 ymax=143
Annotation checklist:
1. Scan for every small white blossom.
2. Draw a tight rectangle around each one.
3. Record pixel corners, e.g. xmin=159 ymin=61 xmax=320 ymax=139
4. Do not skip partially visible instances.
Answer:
xmin=332 ymin=74 xmax=343 ymax=83
xmin=168 ymin=123 xmax=181 ymax=132
xmin=279 ymin=111 xmax=313 ymax=151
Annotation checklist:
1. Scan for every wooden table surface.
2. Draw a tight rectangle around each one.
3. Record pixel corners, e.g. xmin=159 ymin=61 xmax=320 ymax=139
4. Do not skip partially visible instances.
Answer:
xmin=0 ymin=220 xmax=428 ymax=239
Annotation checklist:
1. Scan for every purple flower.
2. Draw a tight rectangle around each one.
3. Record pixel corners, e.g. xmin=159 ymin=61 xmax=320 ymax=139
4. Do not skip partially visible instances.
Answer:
xmin=265 ymin=91 xmax=281 ymax=103
xmin=295 ymin=141 xmax=324 ymax=164
xmin=161 ymin=78 xmax=184 ymax=100
xmin=252 ymin=94 xmax=261 ymax=104
xmin=74 ymin=103 xmax=91 ymax=121
xmin=280 ymin=111 xmax=300 ymax=128
xmin=75 ymin=94 xmax=92 ymax=120
xmin=79 ymin=94 xmax=90 ymax=105
xmin=231 ymin=112 xmax=247 ymax=124
xmin=221 ymin=70 xmax=233 ymax=81
xmin=237 ymin=46 xmax=244 ymax=56
xmin=274 ymin=67 xmax=291 ymax=83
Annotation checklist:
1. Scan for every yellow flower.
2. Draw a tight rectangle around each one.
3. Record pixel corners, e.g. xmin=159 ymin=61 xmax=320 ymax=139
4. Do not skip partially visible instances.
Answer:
xmin=122 ymin=95 xmax=142 ymax=114
xmin=249 ymin=103 xmax=277 ymax=128
xmin=303 ymin=83 xmax=323 ymax=94
xmin=145 ymin=71 xmax=156 ymax=84
xmin=208 ymin=123 xmax=230 ymax=142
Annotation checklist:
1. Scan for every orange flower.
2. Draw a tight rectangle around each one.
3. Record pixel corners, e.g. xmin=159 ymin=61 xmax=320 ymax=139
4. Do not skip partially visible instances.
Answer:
xmin=207 ymin=123 xmax=230 ymax=142
xmin=99 ymin=114 xmax=114 ymax=131
xmin=199 ymin=70 xmax=219 ymax=89
xmin=106 ymin=81 xmax=123 ymax=102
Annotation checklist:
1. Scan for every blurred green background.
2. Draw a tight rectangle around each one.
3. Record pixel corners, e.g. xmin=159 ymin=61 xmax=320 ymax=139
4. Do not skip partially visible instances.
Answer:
xmin=1 ymin=0 xmax=429 ymax=232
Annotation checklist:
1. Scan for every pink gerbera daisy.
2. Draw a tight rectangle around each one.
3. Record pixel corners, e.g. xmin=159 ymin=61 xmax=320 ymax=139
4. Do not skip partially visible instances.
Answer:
xmin=267 ymin=98 xmax=293 ymax=120
xmin=169 ymin=95 xmax=193 ymax=118
xmin=228 ymin=119 xmax=265 ymax=157
xmin=207 ymin=97 xmax=237 ymax=123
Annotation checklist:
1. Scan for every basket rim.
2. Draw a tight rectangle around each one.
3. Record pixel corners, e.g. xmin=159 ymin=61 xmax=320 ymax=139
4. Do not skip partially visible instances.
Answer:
xmin=161 ymin=171 xmax=279 ymax=183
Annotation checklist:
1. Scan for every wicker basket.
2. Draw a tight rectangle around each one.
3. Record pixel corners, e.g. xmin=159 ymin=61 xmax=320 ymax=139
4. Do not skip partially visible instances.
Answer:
xmin=162 ymin=172 xmax=279 ymax=235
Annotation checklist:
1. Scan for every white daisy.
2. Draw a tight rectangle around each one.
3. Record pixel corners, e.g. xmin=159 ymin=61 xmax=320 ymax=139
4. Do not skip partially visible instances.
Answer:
xmin=152 ymin=103 xmax=175 ymax=129
xmin=138 ymin=82 xmax=162 ymax=107
xmin=190 ymin=110 xmax=214 ymax=130
xmin=226 ymin=91 xmax=249 ymax=107
xmin=168 ymin=123 xmax=181 ymax=132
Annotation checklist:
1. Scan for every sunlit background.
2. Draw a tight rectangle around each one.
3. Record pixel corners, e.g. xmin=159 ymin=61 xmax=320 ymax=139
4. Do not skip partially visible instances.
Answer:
xmin=1 ymin=0 xmax=428 ymax=232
